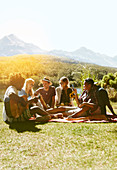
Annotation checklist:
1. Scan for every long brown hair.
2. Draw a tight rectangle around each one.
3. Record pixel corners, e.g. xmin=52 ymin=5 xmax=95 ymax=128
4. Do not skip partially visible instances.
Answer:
xmin=59 ymin=77 xmax=70 ymax=87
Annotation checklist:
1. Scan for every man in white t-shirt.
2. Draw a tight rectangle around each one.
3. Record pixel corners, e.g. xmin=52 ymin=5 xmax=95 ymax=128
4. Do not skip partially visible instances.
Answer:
xmin=3 ymin=73 xmax=51 ymax=123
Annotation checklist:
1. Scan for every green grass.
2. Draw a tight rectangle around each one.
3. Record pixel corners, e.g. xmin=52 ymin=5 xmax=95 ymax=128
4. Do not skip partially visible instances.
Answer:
xmin=0 ymin=102 xmax=117 ymax=169
xmin=107 ymin=101 xmax=117 ymax=113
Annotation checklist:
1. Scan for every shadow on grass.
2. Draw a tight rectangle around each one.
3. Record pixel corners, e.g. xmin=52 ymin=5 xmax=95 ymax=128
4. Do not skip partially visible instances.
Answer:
xmin=8 ymin=120 xmax=44 ymax=133
xmin=107 ymin=130 xmax=117 ymax=133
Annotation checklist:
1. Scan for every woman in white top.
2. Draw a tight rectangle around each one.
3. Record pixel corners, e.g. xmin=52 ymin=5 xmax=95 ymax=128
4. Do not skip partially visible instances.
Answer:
xmin=56 ymin=77 xmax=74 ymax=107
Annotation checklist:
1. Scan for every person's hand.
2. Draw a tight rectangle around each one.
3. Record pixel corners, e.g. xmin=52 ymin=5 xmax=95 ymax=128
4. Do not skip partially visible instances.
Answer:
xmin=79 ymin=102 xmax=86 ymax=108
xmin=34 ymin=91 xmax=40 ymax=97
xmin=67 ymin=115 xmax=73 ymax=119
xmin=112 ymin=112 xmax=116 ymax=116
xmin=34 ymin=92 xmax=37 ymax=96
xmin=73 ymin=88 xmax=78 ymax=97
xmin=33 ymin=97 xmax=38 ymax=103
xmin=79 ymin=104 xmax=83 ymax=108
xmin=73 ymin=88 xmax=77 ymax=94
xmin=20 ymin=97 xmax=27 ymax=106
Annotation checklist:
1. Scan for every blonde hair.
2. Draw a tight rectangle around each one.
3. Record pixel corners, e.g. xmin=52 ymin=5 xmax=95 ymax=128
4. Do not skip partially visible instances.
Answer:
xmin=23 ymin=78 xmax=35 ymax=97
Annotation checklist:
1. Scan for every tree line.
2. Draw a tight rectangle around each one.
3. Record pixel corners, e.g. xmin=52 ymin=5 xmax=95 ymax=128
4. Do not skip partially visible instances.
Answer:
xmin=0 ymin=54 xmax=117 ymax=92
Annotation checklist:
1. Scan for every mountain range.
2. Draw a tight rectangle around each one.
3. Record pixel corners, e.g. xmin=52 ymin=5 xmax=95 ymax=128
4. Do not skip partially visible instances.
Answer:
xmin=0 ymin=34 xmax=117 ymax=67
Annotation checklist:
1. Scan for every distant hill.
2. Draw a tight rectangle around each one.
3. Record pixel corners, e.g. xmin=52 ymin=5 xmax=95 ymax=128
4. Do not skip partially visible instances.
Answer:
xmin=0 ymin=34 xmax=117 ymax=67
xmin=48 ymin=47 xmax=116 ymax=67
xmin=0 ymin=34 xmax=46 ymax=56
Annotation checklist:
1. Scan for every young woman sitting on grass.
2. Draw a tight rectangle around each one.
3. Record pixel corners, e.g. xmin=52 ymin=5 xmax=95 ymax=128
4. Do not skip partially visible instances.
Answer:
xmin=54 ymin=77 xmax=79 ymax=117
xmin=19 ymin=78 xmax=35 ymax=99
xmin=68 ymin=78 xmax=108 ymax=120
xmin=19 ymin=78 xmax=44 ymax=110
xmin=56 ymin=77 xmax=74 ymax=107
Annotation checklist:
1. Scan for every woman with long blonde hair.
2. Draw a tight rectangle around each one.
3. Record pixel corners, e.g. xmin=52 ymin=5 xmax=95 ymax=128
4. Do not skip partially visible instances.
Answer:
xmin=19 ymin=78 xmax=35 ymax=99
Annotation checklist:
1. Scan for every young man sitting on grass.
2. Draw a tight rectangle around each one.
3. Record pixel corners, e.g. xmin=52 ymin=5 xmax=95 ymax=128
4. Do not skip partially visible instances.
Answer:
xmin=94 ymin=83 xmax=116 ymax=118
xmin=68 ymin=78 xmax=107 ymax=120
xmin=3 ymin=73 xmax=51 ymax=123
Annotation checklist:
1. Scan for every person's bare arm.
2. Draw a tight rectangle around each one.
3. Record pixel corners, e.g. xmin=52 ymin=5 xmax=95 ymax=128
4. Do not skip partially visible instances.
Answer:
xmin=51 ymin=96 xmax=55 ymax=108
xmin=70 ymin=100 xmax=74 ymax=107
xmin=73 ymin=89 xmax=80 ymax=107
xmin=79 ymin=102 xmax=95 ymax=109
xmin=55 ymin=90 xmax=59 ymax=107
xmin=34 ymin=89 xmax=40 ymax=96
xmin=39 ymin=94 xmax=48 ymax=110
xmin=28 ymin=97 xmax=39 ymax=105
xmin=68 ymin=106 xmax=90 ymax=118
xmin=9 ymin=93 xmax=27 ymax=106
xmin=107 ymin=103 xmax=116 ymax=115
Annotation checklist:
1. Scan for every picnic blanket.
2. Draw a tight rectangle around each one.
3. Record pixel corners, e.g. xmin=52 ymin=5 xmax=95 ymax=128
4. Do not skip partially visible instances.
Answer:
xmin=49 ymin=117 xmax=117 ymax=123
xmin=29 ymin=114 xmax=117 ymax=123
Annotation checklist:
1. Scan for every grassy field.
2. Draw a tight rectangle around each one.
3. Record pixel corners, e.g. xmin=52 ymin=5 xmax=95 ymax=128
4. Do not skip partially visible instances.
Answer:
xmin=0 ymin=102 xmax=117 ymax=170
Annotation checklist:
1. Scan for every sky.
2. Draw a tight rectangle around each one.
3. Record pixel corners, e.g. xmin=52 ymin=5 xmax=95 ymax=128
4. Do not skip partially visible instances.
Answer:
xmin=0 ymin=0 xmax=117 ymax=56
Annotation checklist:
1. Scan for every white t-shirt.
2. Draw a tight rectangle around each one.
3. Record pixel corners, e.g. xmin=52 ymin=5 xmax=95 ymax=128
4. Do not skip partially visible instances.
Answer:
xmin=3 ymin=86 xmax=18 ymax=122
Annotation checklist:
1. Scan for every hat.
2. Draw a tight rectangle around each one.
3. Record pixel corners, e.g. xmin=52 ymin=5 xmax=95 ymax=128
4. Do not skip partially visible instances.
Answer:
xmin=39 ymin=77 xmax=52 ymax=86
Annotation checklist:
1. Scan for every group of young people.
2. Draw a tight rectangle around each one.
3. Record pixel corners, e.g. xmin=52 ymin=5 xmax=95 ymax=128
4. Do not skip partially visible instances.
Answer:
xmin=3 ymin=73 xmax=116 ymax=123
